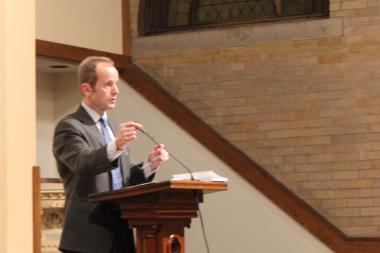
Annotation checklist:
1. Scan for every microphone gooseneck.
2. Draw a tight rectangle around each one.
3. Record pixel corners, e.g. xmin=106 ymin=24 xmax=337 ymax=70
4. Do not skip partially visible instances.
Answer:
xmin=138 ymin=128 xmax=195 ymax=180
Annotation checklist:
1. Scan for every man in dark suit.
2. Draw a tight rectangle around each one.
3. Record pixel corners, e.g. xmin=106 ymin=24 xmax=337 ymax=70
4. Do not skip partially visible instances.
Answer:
xmin=53 ymin=56 xmax=169 ymax=253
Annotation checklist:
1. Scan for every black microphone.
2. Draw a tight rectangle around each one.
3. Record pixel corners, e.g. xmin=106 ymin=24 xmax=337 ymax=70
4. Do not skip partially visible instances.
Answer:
xmin=138 ymin=128 xmax=195 ymax=180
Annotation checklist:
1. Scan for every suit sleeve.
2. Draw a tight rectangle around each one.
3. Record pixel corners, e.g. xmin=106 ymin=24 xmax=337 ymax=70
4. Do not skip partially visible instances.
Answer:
xmin=127 ymin=163 xmax=155 ymax=186
xmin=53 ymin=118 xmax=118 ymax=177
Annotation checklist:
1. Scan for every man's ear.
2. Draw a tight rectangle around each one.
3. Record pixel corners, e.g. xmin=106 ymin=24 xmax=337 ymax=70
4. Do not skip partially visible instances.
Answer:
xmin=80 ymin=83 xmax=91 ymax=96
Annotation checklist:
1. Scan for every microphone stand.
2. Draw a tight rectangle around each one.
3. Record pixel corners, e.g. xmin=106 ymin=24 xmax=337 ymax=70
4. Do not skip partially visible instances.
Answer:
xmin=138 ymin=128 xmax=195 ymax=180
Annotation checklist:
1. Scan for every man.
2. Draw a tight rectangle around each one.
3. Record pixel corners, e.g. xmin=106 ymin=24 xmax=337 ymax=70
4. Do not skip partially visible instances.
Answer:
xmin=53 ymin=56 xmax=169 ymax=253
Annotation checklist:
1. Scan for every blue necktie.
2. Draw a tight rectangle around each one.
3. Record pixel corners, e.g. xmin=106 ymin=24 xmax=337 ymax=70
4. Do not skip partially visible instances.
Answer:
xmin=99 ymin=117 xmax=123 ymax=190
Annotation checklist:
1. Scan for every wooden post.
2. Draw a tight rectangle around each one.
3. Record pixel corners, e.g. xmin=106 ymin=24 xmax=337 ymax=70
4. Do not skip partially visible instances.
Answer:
xmin=273 ymin=0 xmax=282 ymax=16
xmin=32 ymin=166 xmax=41 ymax=253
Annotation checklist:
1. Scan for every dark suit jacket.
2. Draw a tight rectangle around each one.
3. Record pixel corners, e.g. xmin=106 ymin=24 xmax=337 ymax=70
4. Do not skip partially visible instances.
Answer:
xmin=53 ymin=105 xmax=153 ymax=253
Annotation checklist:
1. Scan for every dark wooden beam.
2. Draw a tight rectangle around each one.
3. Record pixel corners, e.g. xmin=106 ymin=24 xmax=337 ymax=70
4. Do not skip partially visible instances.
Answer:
xmin=36 ymin=40 xmax=130 ymax=70
xmin=122 ymin=0 xmax=132 ymax=56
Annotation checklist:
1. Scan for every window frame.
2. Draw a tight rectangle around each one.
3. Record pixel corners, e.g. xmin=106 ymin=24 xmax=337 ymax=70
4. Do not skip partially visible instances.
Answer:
xmin=140 ymin=0 xmax=329 ymax=36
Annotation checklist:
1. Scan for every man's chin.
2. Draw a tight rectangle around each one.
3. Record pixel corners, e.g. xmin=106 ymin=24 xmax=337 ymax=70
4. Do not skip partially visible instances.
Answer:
xmin=108 ymin=103 xmax=116 ymax=109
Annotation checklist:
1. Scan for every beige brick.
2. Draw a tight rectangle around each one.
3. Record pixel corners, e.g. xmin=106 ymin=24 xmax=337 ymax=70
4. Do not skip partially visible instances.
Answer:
xmin=299 ymin=181 xmax=321 ymax=190
xmin=343 ymin=161 xmax=372 ymax=170
xmin=348 ymin=198 xmax=374 ymax=207
xmin=271 ymin=164 xmax=295 ymax=173
xmin=344 ymin=16 xmax=370 ymax=27
xmin=320 ymin=180 xmax=346 ymax=189
xmin=330 ymin=2 xmax=342 ymax=11
xmin=346 ymin=179 xmax=373 ymax=188
xmin=344 ymin=226 xmax=380 ymax=237
xmin=255 ymin=156 xmax=274 ymax=166
xmin=333 ymin=217 xmax=378 ymax=229
xmin=309 ymin=172 xmax=333 ymax=181
xmin=226 ymin=132 xmax=246 ymax=141
xmin=283 ymin=155 xmax=309 ymax=164
xmin=327 ymin=207 xmax=361 ymax=217
xmin=266 ymin=129 xmax=295 ymax=139
xmin=359 ymin=169 xmax=380 ymax=179
xmin=273 ymin=156 xmax=284 ymax=165
xmin=368 ymin=0 xmax=380 ymax=6
xmin=320 ymin=199 xmax=348 ymax=209
xmin=369 ymin=123 xmax=380 ymax=132
xmin=313 ymin=189 xmax=359 ymax=199
xmin=295 ymin=126 xmax=343 ymax=137
xmin=295 ymin=163 xmax=321 ymax=172
xmin=231 ymin=122 xmax=258 ymax=131
xmin=343 ymin=124 xmax=369 ymax=134
xmin=310 ymin=153 xmax=359 ymax=163
xmin=275 ymin=173 xmax=308 ymax=182
xmin=360 ymin=188 xmax=380 ymax=197
xmin=371 ymin=197 xmax=380 ymax=206
xmin=272 ymin=147 xmax=295 ymax=155
xmin=361 ymin=207 xmax=380 ymax=216
xmin=178 ymin=84 xmax=199 ymax=93
xmin=319 ymin=54 xmax=345 ymax=64
xmin=333 ymin=171 xmax=360 ymax=180
xmin=294 ymin=110 xmax=320 ymax=120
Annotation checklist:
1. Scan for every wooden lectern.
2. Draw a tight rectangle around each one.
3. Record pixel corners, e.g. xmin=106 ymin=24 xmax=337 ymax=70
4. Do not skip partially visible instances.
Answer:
xmin=89 ymin=180 xmax=227 ymax=253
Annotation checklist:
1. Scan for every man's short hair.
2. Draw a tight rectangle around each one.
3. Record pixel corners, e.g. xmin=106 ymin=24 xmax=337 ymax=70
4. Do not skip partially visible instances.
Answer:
xmin=78 ymin=56 xmax=115 ymax=87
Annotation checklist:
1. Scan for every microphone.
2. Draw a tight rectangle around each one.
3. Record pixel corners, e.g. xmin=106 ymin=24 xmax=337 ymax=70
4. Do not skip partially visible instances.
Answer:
xmin=138 ymin=128 xmax=195 ymax=180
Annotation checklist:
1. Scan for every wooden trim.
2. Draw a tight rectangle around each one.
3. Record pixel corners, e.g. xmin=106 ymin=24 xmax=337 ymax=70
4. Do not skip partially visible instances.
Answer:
xmin=189 ymin=0 xmax=200 ymax=25
xmin=273 ymin=0 xmax=282 ymax=16
xmin=36 ymin=40 xmax=380 ymax=253
xmin=89 ymin=180 xmax=227 ymax=202
xmin=122 ymin=0 xmax=132 ymax=56
xmin=40 ymin=178 xmax=62 ymax=184
xmin=32 ymin=166 xmax=41 ymax=253
xmin=36 ymin=40 xmax=130 ymax=70
xmin=305 ymin=0 xmax=313 ymax=12
xmin=137 ymin=0 xmax=146 ymax=37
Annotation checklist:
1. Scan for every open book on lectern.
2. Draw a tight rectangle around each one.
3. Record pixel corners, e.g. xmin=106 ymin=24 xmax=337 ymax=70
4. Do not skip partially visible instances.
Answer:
xmin=171 ymin=170 xmax=228 ymax=182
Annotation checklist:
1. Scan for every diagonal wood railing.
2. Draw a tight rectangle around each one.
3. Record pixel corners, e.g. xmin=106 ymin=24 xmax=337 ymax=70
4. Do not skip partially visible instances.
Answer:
xmin=36 ymin=39 xmax=380 ymax=253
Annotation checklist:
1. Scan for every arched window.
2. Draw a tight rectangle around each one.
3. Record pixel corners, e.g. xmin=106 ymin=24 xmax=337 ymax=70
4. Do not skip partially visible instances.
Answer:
xmin=141 ymin=0 xmax=328 ymax=35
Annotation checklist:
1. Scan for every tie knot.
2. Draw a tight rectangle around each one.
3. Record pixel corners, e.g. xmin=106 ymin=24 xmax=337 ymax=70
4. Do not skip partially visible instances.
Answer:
xmin=99 ymin=117 xmax=107 ymax=127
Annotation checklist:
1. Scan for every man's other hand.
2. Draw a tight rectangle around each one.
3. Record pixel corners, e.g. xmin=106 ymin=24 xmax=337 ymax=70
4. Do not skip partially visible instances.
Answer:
xmin=147 ymin=144 xmax=169 ymax=171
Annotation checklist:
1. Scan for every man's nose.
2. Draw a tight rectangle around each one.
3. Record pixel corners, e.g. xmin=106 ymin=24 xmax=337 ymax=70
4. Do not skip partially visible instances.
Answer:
xmin=113 ymin=85 xmax=119 ymax=94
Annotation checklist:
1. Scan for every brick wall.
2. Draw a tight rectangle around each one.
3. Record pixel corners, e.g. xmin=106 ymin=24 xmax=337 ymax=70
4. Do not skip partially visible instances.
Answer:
xmin=131 ymin=0 xmax=380 ymax=237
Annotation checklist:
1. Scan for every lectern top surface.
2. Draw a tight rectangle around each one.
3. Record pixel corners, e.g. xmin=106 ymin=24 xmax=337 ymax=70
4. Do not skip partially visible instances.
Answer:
xmin=88 ymin=180 xmax=227 ymax=202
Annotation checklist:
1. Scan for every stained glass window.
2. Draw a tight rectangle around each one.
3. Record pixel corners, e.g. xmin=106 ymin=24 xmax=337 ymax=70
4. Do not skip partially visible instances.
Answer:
xmin=141 ymin=0 xmax=328 ymax=35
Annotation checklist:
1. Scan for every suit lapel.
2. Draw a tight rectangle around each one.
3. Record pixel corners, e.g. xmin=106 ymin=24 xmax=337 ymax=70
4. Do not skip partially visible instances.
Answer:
xmin=89 ymin=124 xmax=105 ymax=146
xmin=73 ymin=105 xmax=105 ymax=146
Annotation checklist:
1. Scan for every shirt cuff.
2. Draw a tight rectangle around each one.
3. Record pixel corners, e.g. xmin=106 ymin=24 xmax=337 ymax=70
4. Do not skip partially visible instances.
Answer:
xmin=107 ymin=139 xmax=124 ymax=161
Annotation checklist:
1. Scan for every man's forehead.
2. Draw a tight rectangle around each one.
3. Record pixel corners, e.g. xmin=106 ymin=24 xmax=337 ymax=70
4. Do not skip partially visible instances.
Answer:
xmin=96 ymin=63 xmax=118 ymax=75
xmin=96 ymin=62 xmax=115 ymax=70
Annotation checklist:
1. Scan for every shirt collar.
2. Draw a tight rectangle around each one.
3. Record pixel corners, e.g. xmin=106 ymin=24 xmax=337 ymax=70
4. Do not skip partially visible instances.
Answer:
xmin=81 ymin=101 xmax=108 ymax=123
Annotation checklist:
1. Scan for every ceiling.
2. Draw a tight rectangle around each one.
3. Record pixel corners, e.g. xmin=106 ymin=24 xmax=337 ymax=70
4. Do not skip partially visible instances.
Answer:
xmin=36 ymin=57 xmax=77 ymax=73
